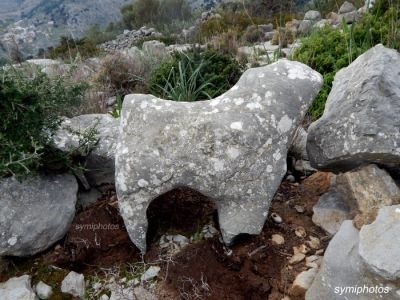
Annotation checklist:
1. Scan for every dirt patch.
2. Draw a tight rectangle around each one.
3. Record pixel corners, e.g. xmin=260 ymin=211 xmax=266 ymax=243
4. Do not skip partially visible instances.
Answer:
xmin=156 ymin=172 xmax=332 ymax=300
xmin=43 ymin=190 xmax=140 ymax=273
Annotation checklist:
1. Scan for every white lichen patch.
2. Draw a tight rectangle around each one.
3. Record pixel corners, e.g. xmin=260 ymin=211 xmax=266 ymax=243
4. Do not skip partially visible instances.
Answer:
xmin=230 ymin=122 xmax=243 ymax=131
xmin=138 ymin=179 xmax=149 ymax=188
xmin=8 ymin=236 xmax=17 ymax=246
xmin=227 ymin=147 xmax=240 ymax=159
xmin=278 ymin=115 xmax=292 ymax=134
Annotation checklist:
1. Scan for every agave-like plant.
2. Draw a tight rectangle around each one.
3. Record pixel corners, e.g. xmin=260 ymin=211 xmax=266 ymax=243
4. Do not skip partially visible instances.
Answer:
xmin=157 ymin=53 xmax=217 ymax=102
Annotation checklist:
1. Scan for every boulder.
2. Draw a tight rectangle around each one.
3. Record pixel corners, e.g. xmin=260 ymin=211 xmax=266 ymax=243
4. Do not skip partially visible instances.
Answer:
xmin=306 ymin=221 xmax=399 ymax=300
xmin=258 ymin=23 xmax=274 ymax=33
xmin=142 ymin=40 xmax=166 ymax=56
xmin=336 ymin=164 xmax=400 ymax=228
xmin=0 ymin=174 xmax=78 ymax=256
xmin=304 ymin=10 xmax=321 ymax=21
xmin=0 ymin=275 xmax=37 ymax=300
xmin=312 ymin=178 xmax=352 ymax=235
xmin=339 ymin=10 xmax=360 ymax=23
xmin=298 ymin=20 xmax=313 ymax=35
xmin=313 ymin=19 xmax=330 ymax=28
xmin=307 ymin=44 xmax=400 ymax=172
xmin=339 ymin=1 xmax=357 ymax=14
xmin=54 ymin=114 xmax=119 ymax=186
xmin=359 ymin=205 xmax=400 ymax=281
xmin=61 ymin=271 xmax=85 ymax=299
xmin=116 ymin=60 xmax=322 ymax=253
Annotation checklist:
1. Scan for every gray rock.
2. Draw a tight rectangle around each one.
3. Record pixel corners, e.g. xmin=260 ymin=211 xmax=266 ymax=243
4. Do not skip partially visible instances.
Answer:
xmin=307 ymin=44 xmax=400 ymax=172
xmin=61 ymin=271 xmax=85 ymax=299
xmin=54 ymin=114 xmax=119 ymax=186
xmin=298 ymin=20 xmax=313 ymax=35
xmin=0 ymin=174 xmax=78 ymax=256
xmin=35 ymin=281 xmax=52 ymax=299
xmin=0 ymin=275 xmax=37 ymax=300
xmin=339 ymin=1 xmax=357 ymax=14
xmin=294 ymin=160 xmax=316 ymax=174
xmin=290 ymin=127 xmax=308 ymax=160
xmin=312 ymin=178 xmax=352 ymax=235
xmin=359 ymin=205 xmax=400 ymax=281
xmin=304 ymin=10 xmax=322 ymax=21
xmin=116 ymin=60 xmax=322 ymax=253
xmin=107 ymin=96 xmax=117 ymax=107
xmin=339 ymin=10 xmax=360 ymax=23
xmin=306 ymin=221 xmax=399 ymax=300
xmin=142 ymin=40 xmax=166 ymax=56
xmin=258 ymin=23 xmax=274 ymax=33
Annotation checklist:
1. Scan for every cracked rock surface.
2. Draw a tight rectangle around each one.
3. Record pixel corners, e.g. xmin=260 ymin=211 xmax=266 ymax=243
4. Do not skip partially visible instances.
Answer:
xmin=115 ymin=59 xmax=322 ymax=253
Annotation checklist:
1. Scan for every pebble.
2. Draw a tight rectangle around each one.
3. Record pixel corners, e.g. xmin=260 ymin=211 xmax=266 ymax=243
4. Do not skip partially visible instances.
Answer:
xmin=289 ymin=253 xmax=306 ymax=264
xmin=295 ymin=226 xmax=307 ymax=238
xmin=294 ymin=205 xmax=305 ymax=213
xmin=307 ymin=236 xmax=321 ymax=249
xmin=286 ymin=175 xmax=296 ymax=183
xmin=141 ymin=266 xmax=161 ymax=282
xmin=293 ymin=244 xmax=309 ymax=255
xmin=271 ymin=213 xmax=283 ymax=224
xmin=271 ymin=234 xmax=285 ymax=245
xmin=290 ymin=268 xmax=318 ymax=296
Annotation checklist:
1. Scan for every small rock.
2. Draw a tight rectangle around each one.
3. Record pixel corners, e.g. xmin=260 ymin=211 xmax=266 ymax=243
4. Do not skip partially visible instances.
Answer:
xmin=306 ymin=236 xmax=321 ymax=250
xmin=141 ymin=266 xmax=161 ymax=282
xmin=294 ymin=205 xmax=305 ymax=213
xmin=271 ymin=234 xmax=285 ymax=245
xmin=36 ymin=281 xmax=52 ymax=299
xmin=295 ymin=226 xmax=307 ymax=238
xmin=172 ymin=235 xmax=189 ymax=248
xmin=294 ymin=244 xmax=309 ymax=255
xmin=61 ymin=271 xmax=85 ymax=299
xmin=286 ymin=175 xmax=296 ymax=183
xmin=271 ymin=213 xmax=283 ymax=224
xmin=100 ymin=295 xmax=109 ymax=300
xmin=339 ymin=1 xmax=357 ymax=14
xmin=290 ymin=268 xmax=318 ymax=296
xmin=289 ymin=253 xmax=306 ymax=265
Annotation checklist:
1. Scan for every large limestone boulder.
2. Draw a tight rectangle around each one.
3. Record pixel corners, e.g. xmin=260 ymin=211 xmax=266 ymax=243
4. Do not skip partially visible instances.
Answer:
xmin=54 ymin=114 xmax=119 ymax=186
xmin=0 ymin=174 xmax=78 ymax=256
xmin=307 ymin=45 xmax=400 ymax=172
xmin=116 ymin=60 xmax=322 ymax=253
xmin=0 ymin=275 xmax=37 ymax=300
xmin=306 ymin=221 xmax=399 ymax=300
xmin=359 ymin=205 xmax=400 ymax=281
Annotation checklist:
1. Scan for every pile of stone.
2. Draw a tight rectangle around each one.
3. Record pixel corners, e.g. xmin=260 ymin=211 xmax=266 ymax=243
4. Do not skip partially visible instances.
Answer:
xmin=101 ymin=26 xmax=162 ymax=51
xmin=305 ymin=44 xmax=400 ymax=298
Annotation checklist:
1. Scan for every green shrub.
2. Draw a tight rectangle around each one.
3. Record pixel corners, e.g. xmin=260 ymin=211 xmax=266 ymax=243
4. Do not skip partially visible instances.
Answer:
xmin=148 ymin=48 xmax=244 ymax=101
xmin=0 ymin=67 xmax=88 ymax=178
xmin=293 ymin=1 xmax=400 ymax=120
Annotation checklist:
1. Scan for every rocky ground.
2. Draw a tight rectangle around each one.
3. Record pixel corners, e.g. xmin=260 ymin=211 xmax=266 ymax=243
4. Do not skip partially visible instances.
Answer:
xmin=0 ymin=171 xmax=331 ymax=299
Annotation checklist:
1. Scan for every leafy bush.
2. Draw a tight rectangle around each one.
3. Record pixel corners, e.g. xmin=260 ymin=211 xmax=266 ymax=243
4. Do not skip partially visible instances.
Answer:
xmin=148 ymin=48 xmax=244 ymax=101
xmin=293 ymin=1 xmax=400 ymax=120
xmin=0 ymin=67 xmax=88 ymax=177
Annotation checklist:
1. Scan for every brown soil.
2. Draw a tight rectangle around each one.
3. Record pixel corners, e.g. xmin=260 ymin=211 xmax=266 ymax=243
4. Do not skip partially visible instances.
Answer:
xmin=155 ymin=172 xmax=332 ymax=300
xmin=1 ymin=172 xmax=332 ymax=300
